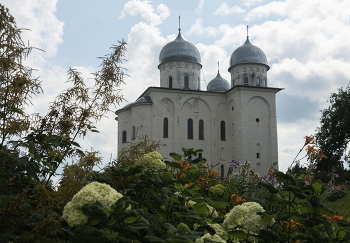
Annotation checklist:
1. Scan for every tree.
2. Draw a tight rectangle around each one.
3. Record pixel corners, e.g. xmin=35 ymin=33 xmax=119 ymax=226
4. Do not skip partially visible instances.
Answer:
xmin=0 ymin=4 xmax=127 ymax=241
xmin=315 ymin=82 xmax=350 ymax=172
xmin=0 ymin=5 xmax=42 ymax=147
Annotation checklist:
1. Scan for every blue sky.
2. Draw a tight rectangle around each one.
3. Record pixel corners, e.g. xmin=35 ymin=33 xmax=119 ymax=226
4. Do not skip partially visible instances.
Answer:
xmin=2 ymin=0 xmax=350 ymax=172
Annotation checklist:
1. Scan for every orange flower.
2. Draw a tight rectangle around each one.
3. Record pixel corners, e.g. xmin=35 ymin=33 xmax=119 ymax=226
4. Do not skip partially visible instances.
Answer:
xmin=283 ymin=220 xmax=301 ymax=231
xmin=304 ymin=136 xmax=315 ymax=144
xmin=207 ymin=170 xmax=219 ymax=177
xmin=9 ymin=178 xmax=13 ymax=181
xmin=305 ymin=175 xmax=313 ymax=185
xmin=269 ymin=169 xmax=276 ymax=174
xmin=316 ymin=149 xmax=328 ymax=159
xmin=177 ymin=172 xmax=186 ymax=178
xmin=177 ymin=161 xmax=192 ymax=169
xmin=305 ymin=145 xmax=317 ymax=154
xmin=196 ymin=177 xmax=210 ymax=187
xmin=185 ymin=183 xmax=193 ymax=187
xmin=231 ymin=194 xmax=246 ymax=203
xmin=322 ymin=215 xmax=343 ymax=221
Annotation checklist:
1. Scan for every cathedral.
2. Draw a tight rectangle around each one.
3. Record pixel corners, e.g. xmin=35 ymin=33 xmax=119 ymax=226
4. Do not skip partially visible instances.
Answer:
xmin=115 ymin=27 xmax=282 ymax=176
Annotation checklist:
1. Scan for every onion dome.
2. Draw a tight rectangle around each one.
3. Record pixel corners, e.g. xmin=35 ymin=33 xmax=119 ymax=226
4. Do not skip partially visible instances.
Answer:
xmin=207 ymin=72 xmax=230 ymax=92
xmin=159 ymin=31 xmax=201 ymax=66
xmin=229 ymin=37 xmax=269 ymax=71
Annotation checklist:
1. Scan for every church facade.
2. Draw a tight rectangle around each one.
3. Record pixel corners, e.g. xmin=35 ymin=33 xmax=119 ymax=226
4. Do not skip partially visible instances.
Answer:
xmin=115 ymin=29 xmax=282 ymax=176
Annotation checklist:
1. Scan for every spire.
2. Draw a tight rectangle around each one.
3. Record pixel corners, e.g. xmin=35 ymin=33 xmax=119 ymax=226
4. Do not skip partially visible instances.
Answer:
xmin=178 ymin=16 xmax=181 ymax=32
xmin=246 ymin=25 xmax=249 ymax=39
xmin=217 ymin=61 xmax=220 ymax=73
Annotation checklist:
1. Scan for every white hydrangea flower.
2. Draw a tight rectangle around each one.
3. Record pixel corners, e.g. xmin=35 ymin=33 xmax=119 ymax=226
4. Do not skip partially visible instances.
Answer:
xmin=208 ymin=223 xmax=228 ymax=241
xmin=62 ymin=182 xmax=123 ymax=226
xmin=134 ymin=151 xmax=165 ymax=173
xmin=222 ymin=202 xmax=274 ymax=233
xmin=195 ymin=233 xmax=226 ymax=243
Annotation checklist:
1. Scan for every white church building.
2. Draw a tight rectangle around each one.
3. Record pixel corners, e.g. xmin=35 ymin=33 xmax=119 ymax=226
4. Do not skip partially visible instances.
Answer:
xmin=116 ymin=28 xmax=282 ymax=176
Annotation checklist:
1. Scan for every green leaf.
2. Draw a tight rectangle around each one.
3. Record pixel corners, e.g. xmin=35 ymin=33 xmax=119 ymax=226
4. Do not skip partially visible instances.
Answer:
xmin=326 ymin=190 xmax=346 ymax=202
xmin=123 ymin=216 xmax=150 ymax=229
xmin=335 ymin=220 xmax=350 ymax=228
xmin=165 ymin=161 xmax=183 ymax=169
xmin=185 ymin=167 xmax=199 ymax=173
xmin=275 ymin=171 xmax=295 ymax=183
xmin=309 ymin=227 xmax=330 ymax=242
xmin=93 ymin=172 xmax=113 ymax=185
xmin=258 ymin=182 xmax=278 ymax=194
xmin=186 ymin=210 xmax=202 ymax=219
xmin=193 ymin=202 xmax=209 ymax=215
xmin=337 ymin=229 xmax=350 ymax=241
xmin=185 ymin=184 xmax=201 ymax=196
xmin=277 ymin=213 xmax=304 ymax=221
xmin=311 ymin=181 xmax=325 ymax=194
xmin=206 ymin=200 xmax=227 ymax=210
xmin=124 ymin=215 xmax=141 ymax=224
xmin=166 ymin=235 xmax=194 ymax=243
xmin=265 ymin=194 xmax=282 ymax=207
xmin=228 ymin=230 xmax=248 ymax=239
xmin=143 ymin=235 xmax=168 ymax=243
xmin=191 ymin=157 xmax=207 ymax=166
xmin=295 ymin=204 xmax=313 ymax=214
xmin=170 ymin=153 xmax=182 ymax=161
xmin=286 ymin=185 xmax=307 ymax=199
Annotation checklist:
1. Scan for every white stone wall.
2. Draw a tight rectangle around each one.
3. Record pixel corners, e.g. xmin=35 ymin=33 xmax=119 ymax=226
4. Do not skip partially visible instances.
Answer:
xmin=158 ymin=62 xmax=201 ymax=90
xmin=117 ymin=86 xmax=279 ymax=176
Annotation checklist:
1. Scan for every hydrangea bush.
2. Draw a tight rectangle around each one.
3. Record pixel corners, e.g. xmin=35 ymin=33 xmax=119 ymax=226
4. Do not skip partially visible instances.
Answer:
xmin=63 ymin=146 xmax=350 ymax=243
xmin=62 ymin=182 xmax=123 ymax=226
xmin=134 ymin=151 xmax=165 ymax=173
xmin=223 ymin=202 xmax=275 ymax=234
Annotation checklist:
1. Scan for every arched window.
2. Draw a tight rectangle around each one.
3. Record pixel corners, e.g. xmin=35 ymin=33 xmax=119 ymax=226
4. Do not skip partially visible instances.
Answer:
xmin=187 ymin=118 xmax=193 ymax=139
xmin=199 ymin=119 xmax=204 ymax=140
xmin=163 ymin=118 xmax=168 ymax=138
xmin=132 ymin=126 xmax=136 ymax=140
xmin=220 ymin=121 xmax=226 ymax=141
xmin=122 ymin=130 xmax=127 ymax=143
xmin=184 ymin=75 xmax=189 ymax=89
xmin=221 ymin=165 xmax=224 ymax=178
xmin=169 ymin=76 xmax=173 ymax=88
xmin=243 ymin=76 xmax=248 ymax=85
xmin=256 ymin=77 xmax=261 ymax=86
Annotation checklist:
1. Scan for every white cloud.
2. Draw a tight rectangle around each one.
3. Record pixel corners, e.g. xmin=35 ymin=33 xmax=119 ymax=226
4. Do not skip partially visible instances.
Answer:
xmin=187 ymin=18 xmax=221 ymax=37
xmin=214 ymin=3 xmax=245 ymax=16
xmin=119 ymin=0 xmax=170 ymax=26
xmin=243 ymin=0 xmax=267 ymax=7
xmin=196 ymin=0 xmax=205 ymax=13
xmin=245 ymin=0 xmax=348 ymax=22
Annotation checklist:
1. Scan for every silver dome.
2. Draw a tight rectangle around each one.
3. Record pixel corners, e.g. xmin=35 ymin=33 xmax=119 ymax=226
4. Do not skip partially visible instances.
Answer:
xmin=207 ymin=72 xmax=230 ymax=92
xmin=229 ymin=37 xmax=269 ymax=70
xmin=159 ymin=31 xmax=201 ymax=65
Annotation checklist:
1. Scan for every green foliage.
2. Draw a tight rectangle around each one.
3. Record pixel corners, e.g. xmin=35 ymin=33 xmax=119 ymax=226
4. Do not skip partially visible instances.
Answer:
xmin=0 ymin=4 xmax=127 ymax=242
xmin=315 ymin=82 xmax=350 ymax=172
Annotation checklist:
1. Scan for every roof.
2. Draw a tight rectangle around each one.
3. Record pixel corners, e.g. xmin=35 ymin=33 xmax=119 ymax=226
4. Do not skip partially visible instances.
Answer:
xmin=229 ymin=37 xmax=269 ymax=70
xmin=159 ymin=31 xmax=201 ymax=66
